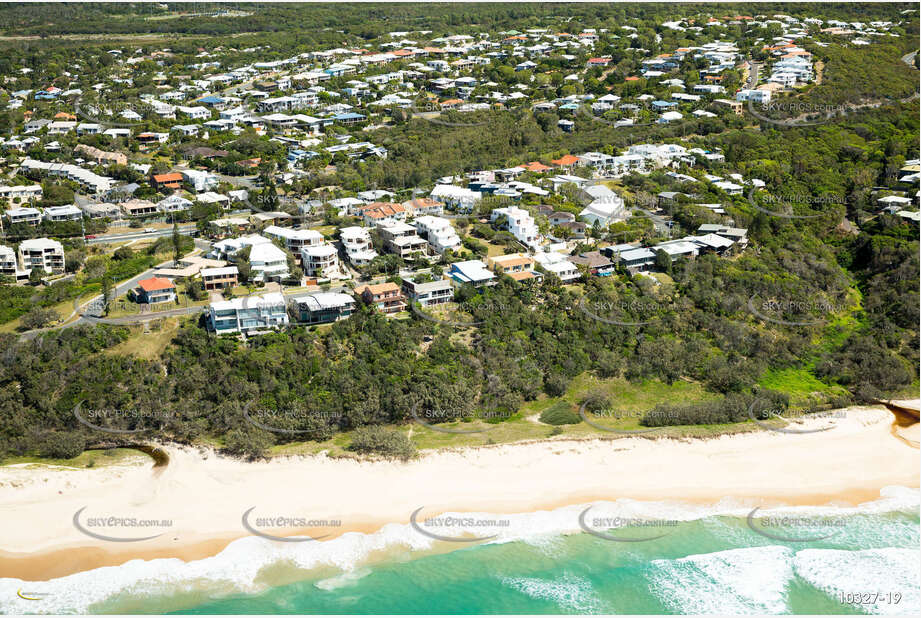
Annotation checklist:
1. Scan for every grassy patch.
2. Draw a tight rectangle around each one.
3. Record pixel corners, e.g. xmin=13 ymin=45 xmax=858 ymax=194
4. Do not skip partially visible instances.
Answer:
xmin=103 ymin=317 xmax=186 ymax=360
xmin=1 ymin=447 xmax=148 ymax=468
xmin=539 ymin=401 xmax=581 ymax=425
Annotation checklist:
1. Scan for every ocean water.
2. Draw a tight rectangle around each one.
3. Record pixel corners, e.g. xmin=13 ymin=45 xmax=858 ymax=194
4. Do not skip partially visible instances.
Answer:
xmin=3 ymin=487 xmax=919 ymax=615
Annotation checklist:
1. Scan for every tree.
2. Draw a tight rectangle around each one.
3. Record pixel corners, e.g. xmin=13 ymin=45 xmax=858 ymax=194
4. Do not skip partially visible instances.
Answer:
xmin=348 ymin=426 xmax=416 ymax=460
xmin=224 ymin=428 xmax=274 ymax=460
xmin=20 ymin=306 xmax=58 ymax=330
xmin=28 ymin=268 xmax=44 ymax=286
xmin=38 ymin=431 xmax=85 ymax=459
xmin=186 ymin=279 xmax=205 ymax=302
xmin=101 ymin=272 xmax=113 ymax=315
xmin=171 ymin=222 xmax=181 ymax=265
xmin=654 ymin=249 xmax=672 ymax=275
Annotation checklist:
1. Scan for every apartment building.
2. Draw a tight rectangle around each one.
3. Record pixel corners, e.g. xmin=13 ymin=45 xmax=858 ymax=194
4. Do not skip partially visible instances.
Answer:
xmin=19 ymin=158 xmax=114 ymax=194
xmin=208 ymin=292 xmax=290 ymax=334
xmin=18 ymin=237 xmax=64 ymax=274
xmin=413 ymin=215 xmax=462 ymax=253
xmin=0 ymin=245 xmax=23 ymax=279
xmin=0 ymin=184 xmax=42 ymax=203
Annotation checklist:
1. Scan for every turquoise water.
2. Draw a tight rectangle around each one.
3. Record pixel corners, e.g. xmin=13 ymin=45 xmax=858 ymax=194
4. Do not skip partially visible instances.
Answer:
xmin=119 ymin=506 xmax=918 ymax=614
xmin=3 ymin=495 xmax=918 ymax=614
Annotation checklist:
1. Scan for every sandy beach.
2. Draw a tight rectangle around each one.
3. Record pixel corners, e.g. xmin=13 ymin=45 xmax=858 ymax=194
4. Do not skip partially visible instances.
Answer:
xmin=1 ymin=403 xmax=917 ymax=581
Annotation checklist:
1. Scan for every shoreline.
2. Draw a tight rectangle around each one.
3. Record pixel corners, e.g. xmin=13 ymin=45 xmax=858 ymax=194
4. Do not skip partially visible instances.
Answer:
xmin=1 ymin=403 xmax=917 ymax=582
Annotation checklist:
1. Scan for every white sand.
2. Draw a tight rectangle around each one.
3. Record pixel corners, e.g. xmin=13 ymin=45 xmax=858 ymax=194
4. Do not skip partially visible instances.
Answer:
xmin=0 ymin=405 xmax=917 ymax=569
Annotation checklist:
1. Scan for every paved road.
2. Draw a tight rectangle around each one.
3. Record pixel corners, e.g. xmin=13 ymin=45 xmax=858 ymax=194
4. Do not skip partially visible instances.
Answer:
xmin=87 ymin=225 xmax=198 ymax=245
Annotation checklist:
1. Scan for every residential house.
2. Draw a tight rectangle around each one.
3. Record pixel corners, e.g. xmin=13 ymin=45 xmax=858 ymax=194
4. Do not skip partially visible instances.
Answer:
xmin=300 ymin=244 xmax=340 ymax=278
xmin=355 ymin=282 xmax=406 ymax=314
xmin=533 ymin=250 xmax=580 ymax=282
xmin=151 ymin=172 xmax=184 ymax=191
xmin=136 ymin=277 xmax=177 ymax=304
xmin=247 ymin=242 xmax=290 ymax=282
xmin=4 ymin=207 xmax=42 ymax=226
xmin=615 ymin=247 xmax=656 ymax=273
xmin=568 ymin=251 xmax=616 ymax=276
xmin=401 ymin=197 xmax=444 ymax=216
xmin=402 ymin=277 xmax=454 ymax=308
xmin=339 ymin=226 xmax=378 ymax=266
xmin=181 ymin=169 xmax=219 ymax=192
xmin=200 ymin=265 xmax=239 ymax=290
xmin=121 ymin=199 xmax=158 ymax=217
xmin=448 ymin=259 xmax=496 ymax=287
xmin=490 ymin=206 xmax=541 ymax=248
xmin=413 ymin=215 xmax=461 ymax=253
xmin=264 ymin=225 xmax=324 ymax=253
xmin=208 ymin=292 xmax=290 ymax=334
xmin=43 ymin=204 xmax=83 ymax=222
xmin=487 ymin=253 xmax=542 ymax=282
xmin=380 ymin=222 xmax=428 ymax=258
xmin=291 ymin=292 xmax=356 ymax=324
xmin=696 ymin=224 xmax=748 ymax=248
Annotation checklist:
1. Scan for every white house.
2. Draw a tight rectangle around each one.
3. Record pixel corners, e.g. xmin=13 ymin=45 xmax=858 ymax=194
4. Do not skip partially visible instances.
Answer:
xmin=413 ymin=215 xmax=462 ymax=253
xmin=430 ymin=184 xmax=480 ymax=212
xmin=490 ymin=206 xmax=541 ymax=248
xmin=339 ymin=226 xmax=378 ymax=265
xmin=300 ymin=244 xmax=340 ymax=278
xmin=181 ymin=169 xmax=219 ymax=192
xmin=208 ymin=292 xmax=289 ymax=334
xmin=248 ymin=241 xmax=290 ymax=282
xmin=264 ymin=225 xmax=324 ymax=252
xmin=533 ymin=251 xmax=580 ymax=282
xmin=42 ymin=204 xmax=83 ymax=222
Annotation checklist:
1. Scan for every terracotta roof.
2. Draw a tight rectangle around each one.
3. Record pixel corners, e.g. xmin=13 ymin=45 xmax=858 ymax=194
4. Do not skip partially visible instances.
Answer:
xmin=519 ymin=161 xmax=551 ymax=173
xmin=152 ymin=172 xmax=183 ymax=183
xmin=138 ymin=277 xmax=175 ymax=292
xmin=508 ymin=271 xmax=537 ymax=281
xmin=356 ymin=282 xmax=400 ymax=296
xmin=402 ymin=197 xmax=443 ymax=211
xmin=361 ymin=202 xmax=404 ymax=218
xmin=551 ymin=154 xmax=579 ymax=166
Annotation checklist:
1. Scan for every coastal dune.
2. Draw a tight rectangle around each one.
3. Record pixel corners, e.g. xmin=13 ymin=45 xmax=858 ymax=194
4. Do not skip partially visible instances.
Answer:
xmin=0 ymin=404 xmax=917 ymax=581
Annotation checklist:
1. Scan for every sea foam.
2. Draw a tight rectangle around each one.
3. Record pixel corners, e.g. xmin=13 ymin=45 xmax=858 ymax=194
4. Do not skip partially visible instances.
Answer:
xmin=1 ymin=487 xmax=917 ymax=614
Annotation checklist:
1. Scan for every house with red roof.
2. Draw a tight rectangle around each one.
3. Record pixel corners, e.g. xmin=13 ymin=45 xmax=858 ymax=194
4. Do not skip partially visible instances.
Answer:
xmin=519 ymin=161 xmax=552 ymax=174
xmin=551 ymin=154 xmax=579 ymax=169
xmin=136 ymin=277 xmax=177 ymax=304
